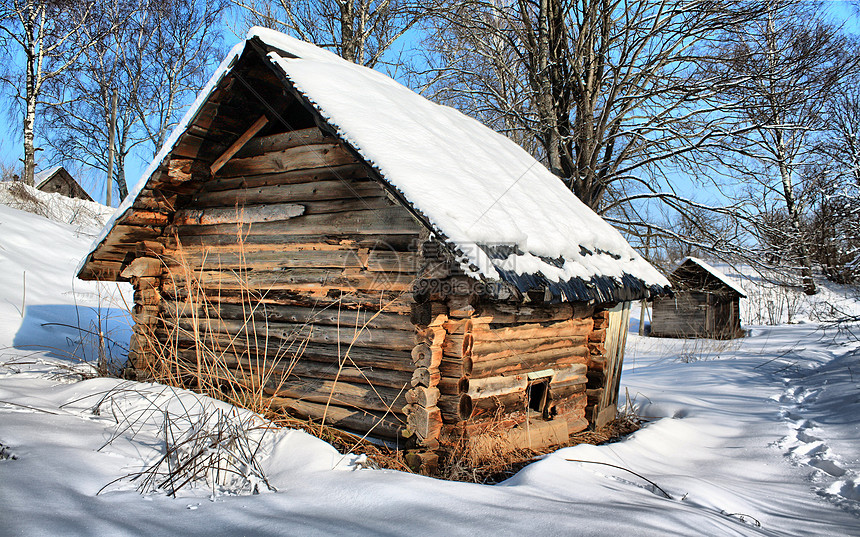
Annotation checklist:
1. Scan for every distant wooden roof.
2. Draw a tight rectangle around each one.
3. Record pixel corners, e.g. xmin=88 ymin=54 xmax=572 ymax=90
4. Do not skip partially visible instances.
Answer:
xmin=35 ymin=166 xmax=93 ymax=202
xmin=669 ymin=257 xmax=746 ymax=298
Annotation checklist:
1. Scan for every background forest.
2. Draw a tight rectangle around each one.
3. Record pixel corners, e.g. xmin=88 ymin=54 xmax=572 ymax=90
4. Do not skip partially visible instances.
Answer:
xmin=1 ymin=0 xmax=859 ymax=292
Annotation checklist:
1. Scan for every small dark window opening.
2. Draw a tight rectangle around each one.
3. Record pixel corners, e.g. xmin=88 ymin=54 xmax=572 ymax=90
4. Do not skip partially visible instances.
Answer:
xmin=527 ymin=380 xmax=550 ymax=417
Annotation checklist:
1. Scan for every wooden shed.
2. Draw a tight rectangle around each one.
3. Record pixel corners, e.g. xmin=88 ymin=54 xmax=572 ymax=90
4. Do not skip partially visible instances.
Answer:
xmin=35 ymin=166 xmax=93 ymax=201
xmin=77 ymin=28 xmax=668 ymax=466
xmin=650 ymin=257 xmax=745 ymax=339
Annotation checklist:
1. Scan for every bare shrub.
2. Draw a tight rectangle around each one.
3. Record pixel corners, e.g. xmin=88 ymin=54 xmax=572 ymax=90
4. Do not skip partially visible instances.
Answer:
xmin=139 ymin=241 xmax=297 ymax=417
xmin=87 ymin=383 xmax=276 ymax=497
xmin=0 ymin=180 xmax=111 ymax=229
xmin=121 ymin=406 xmax=275 ymax=496
xmin=0 ymin=181 xmax=51 ymax=218
xmin=674 ymin=337 xmax=742 ymax=363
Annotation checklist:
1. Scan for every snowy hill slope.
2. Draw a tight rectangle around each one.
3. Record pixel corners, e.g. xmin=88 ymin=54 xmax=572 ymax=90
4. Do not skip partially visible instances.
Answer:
xmin=0 ymin=198 xmax=130 ymax=366
xmin=1 ymin=206 xmax=859 ymax=536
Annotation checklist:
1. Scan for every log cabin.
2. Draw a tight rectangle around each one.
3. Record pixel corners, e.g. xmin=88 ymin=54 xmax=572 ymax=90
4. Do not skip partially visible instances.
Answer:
xmin=76 ymin=28 xmax=669 ymax=469
xmin=650 ymin=257 xmax=745 ymax=339
xmin=35 ymin=166 xmax=93 ymax=201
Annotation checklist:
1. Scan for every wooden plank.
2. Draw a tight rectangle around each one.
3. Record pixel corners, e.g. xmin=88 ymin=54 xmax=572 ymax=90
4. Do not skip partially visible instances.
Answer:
xmin=470 ymin=346 xmax=589 ymax=378
xmin=162 ymin=246 xmax=418 ymax=273
xmin=165 ymin=300 xmax=413 ymax=331
xmin=550 ymin=364 xmax=588 ymax=384
xmin=161 ymin=267 xmax=416 ymax=294
xmin=460 ymin=375 xmax=528 ymax=398
xmin=172 ymin=132 xmax=228 ymax=161
xmin=234 ymin=127 xmax=331 ymax=158
xmin=169 ymin=337 xmax=415 ymax=372
xmin=173 ymin=202 xmax=305 ymax=226
xmin=477 ymin=302 xmax=585 ymax=324
xmin=166 ymin=316 xmax=416 ymax=351
xmin=173 ymin=207 xmax=420 ymax=237
xmin=167 ymin=158 xmax=208 ymax=184
xmin=457 ymin=391 xmax=527 ymax=421
xmin=122 ymin=210 xmax=170 ymax=226
xmin=200 ymin=163 xmax=367 ymax=194
xmin=191 ymin=179 xmax=386 ymax=208
xmin=264 ymin=377 xmax=407 ymax=414
xmin=120 ymin=257 xmax=162 ymax=279
xmin=217 ymin=143 xmax=358 ymax=177
xmin=471 ymin=318 xmax=594 ymax=343
xmin=210 ymin=115 xmax=269 ymax=174
xmin=165 ymin=232 xmax=419 ymax=251
xmin=470 ymin=336 xmax=586 ymax=360
xmin=269 ymin=396 xmax=404 ymax=440
xmin=174 ymin=348 xmax=413 ymax=390
xmin=160 ymin=286 xmax=414 ymax=315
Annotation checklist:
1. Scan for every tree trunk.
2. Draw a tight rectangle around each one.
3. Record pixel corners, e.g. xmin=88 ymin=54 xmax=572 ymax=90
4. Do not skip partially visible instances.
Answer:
xmin=776 ymin=132 xmax=816 ymax=295
xmin=22 ymin=3 xmax=39 ymax=187
xmin=23 ymin=88 xmax=37 ymax=187
xmin=340 ymin=1 xmax=356 ymax=63
xmin=536 ymin=0 xmax=561 ymax=176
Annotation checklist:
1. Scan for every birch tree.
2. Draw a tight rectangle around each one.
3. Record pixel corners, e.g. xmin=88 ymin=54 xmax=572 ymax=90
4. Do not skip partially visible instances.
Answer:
xmin=717 ymin=1 xmax=859 ymax=294
xmin=135 ymin=0 xmax=227 ymax=154
xmin=44 ymin=0 xmax=225 ymax=202
xmin=806 ymin=77 xmax=860 ymax=284
xmin=0 ymin=0 xmax=110 ymax=186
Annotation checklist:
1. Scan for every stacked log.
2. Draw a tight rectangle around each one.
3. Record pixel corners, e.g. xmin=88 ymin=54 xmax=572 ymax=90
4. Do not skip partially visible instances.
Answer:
xmin=403 ymin=315 xmax=445 ymax=448
xmin=431 ymin=299 xmax=594 ymax=448
xmin=585 ymin=309 xmax=610 ymax=423
xmin=122 ymin=254 xmax=164 ymax=378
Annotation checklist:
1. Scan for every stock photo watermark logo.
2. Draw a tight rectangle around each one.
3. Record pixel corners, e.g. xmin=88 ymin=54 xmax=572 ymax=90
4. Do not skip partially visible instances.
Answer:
xmin=334 ymin=239 xmax=519 ymax=297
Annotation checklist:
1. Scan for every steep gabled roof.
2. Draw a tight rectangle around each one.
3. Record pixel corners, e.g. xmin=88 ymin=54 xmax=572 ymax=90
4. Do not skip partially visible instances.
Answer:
xmin=673 ymin=257 xmax=746 ymax=297
xmin=35 ymin=165 xmax=93 ymax=202
xmin=34 ymin=166 xmax=65 ymax=189
xmin=78 ymin=27 xmax=668 ymax=304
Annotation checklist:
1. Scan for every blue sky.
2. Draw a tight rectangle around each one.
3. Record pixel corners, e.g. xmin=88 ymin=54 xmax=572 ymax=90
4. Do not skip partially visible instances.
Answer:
xmin=1 ymin=1 xmax=857 ymax=206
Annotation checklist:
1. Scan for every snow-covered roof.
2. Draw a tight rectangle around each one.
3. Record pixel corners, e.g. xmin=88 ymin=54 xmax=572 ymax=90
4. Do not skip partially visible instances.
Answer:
xmin=34 ymin=165 xmax=64 ymax=189
xmin=676 ymin=257 xmax=746 ymax=297
xmin=79 ymin=28 xmax=669 ymax=303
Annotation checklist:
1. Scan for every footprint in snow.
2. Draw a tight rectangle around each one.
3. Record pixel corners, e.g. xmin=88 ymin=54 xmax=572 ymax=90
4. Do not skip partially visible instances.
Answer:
xmin=0 ymin=442 xmax=17 ymax=461
xmin=794 ymin=388 xmax=821 ymax=404
xmin=795 ymin=429 xmax=821 ymax=443
xmin=809 ymin=458 xmax=847 ymax=478
xmin=818 ymin=478 xmax=860 ymax=517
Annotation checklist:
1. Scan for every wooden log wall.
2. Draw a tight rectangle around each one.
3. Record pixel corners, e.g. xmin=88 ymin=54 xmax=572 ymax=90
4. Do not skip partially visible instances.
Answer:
xmin=147 ymin=125 xmax=428 ymax=443
xmin=438 ymin=305 xmax=593 ymax=440
xmin=413 ymin=246 xmax=600 ymax=452
xmin=650 ymin=292 xmax=708 ymax=338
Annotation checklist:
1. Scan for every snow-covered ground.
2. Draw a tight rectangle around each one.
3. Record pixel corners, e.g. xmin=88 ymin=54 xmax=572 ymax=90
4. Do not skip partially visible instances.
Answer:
xmin=1 ymin=193 xmax=859 ymax=536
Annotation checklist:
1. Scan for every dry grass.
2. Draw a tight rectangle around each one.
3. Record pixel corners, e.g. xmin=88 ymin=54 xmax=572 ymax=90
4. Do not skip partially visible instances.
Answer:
xmin=432 ymin=414 xmax=643 ymax=484
xmin=133 ymin=227 xmax=414 ymax=477
xmin=139 ymin=234 xmax=299 ymax=418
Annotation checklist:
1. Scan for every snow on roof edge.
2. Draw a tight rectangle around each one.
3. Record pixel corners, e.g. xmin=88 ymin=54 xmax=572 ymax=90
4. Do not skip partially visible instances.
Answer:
xmin=261 ymin=44 xmax=670 ymax=293
xmin=34 ymin=165 xmax=64 ymax=190
xmin=680 ymin=257 xmax=746 ymax=297
xmin=75 ymin=41 xmax=248 ymax=277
